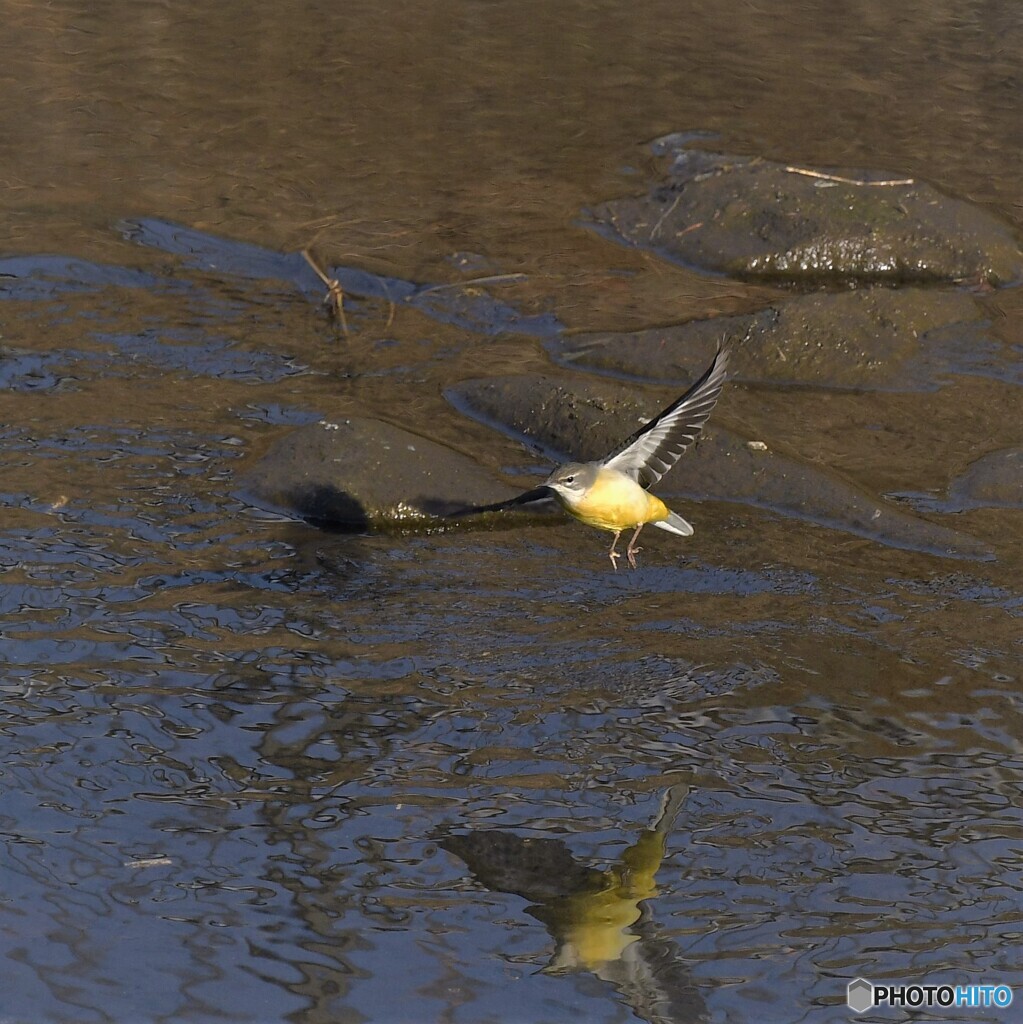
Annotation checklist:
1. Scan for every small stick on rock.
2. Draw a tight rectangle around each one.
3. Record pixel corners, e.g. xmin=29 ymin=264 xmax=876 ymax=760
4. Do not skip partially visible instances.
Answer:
xmin=784 ymin=166 xmax=914 ymax=187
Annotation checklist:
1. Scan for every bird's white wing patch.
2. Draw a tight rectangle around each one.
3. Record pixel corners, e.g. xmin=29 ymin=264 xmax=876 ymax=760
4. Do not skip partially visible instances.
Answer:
xmin=603 ymin=343 xmax=731 ymax=488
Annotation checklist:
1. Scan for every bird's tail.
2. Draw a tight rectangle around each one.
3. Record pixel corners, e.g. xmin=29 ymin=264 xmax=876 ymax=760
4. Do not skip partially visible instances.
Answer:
xmin=652 ymin=511 xmax=694 ymax=537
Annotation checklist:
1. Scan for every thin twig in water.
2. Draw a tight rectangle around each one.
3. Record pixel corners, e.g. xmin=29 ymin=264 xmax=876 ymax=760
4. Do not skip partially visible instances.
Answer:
xmin=417 ymin=273 xmax=527 ymax=296
xmin=784 ymin=166 xmax=914 ymax=187
xmin=301 ymin=249 xmax=349 ymax=336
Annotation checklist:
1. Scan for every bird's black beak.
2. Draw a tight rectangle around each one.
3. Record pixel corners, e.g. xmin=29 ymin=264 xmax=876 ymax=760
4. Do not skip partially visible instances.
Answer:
xmin=445 ymin=485 xmax=556 ymax=518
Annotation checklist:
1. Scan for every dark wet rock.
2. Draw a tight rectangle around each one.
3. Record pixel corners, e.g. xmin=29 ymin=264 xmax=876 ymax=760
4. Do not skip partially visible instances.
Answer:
xmin=551 ymin=288 xmax=1004 ymax=390
xmin=239 ymin=418 xmax=523 ymax=529
xmin=894 ymin=447 xmax=1023 ymax=514
xmin=449 ymin=374 xmax=992 ymax=559
xmin=592 ymin=144 xmax=1021 ymax=286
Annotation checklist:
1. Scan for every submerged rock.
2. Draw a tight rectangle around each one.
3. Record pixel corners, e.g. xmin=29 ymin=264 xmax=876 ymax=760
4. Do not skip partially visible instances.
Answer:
xmin=950 ymin=448 xmax=1023 ymax=509
xmin=239 ymin=418 xmax=523 ymax=529
xmin=0 ymin=254 xmax=161 ymax=300
xmin=551 ymin=288 xmax=1002 ymax=390
xmin=895 ymin=447 xmax=1023 ymax=514
xmin=592 ymin=144 xmax=1021 ymax=286
xmin=449 ymin=374 xmax=992 ymax=559
xmin=122 ymin=218 xmax=562 ymax=338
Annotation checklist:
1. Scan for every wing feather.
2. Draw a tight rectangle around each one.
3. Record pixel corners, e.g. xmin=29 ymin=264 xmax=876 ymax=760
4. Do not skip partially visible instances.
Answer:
xmin=602 ymin=342 xmax=731 ymax=488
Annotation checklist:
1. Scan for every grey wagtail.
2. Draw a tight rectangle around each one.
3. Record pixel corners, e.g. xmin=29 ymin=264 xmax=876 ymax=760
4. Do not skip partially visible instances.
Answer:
xmin=453 ymin=343 xmax=731 ymax=569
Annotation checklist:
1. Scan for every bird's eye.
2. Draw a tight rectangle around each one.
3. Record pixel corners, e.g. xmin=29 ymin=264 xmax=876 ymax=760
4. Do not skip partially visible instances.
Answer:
xmin=564 ymin=475 xmax=575 ymax=484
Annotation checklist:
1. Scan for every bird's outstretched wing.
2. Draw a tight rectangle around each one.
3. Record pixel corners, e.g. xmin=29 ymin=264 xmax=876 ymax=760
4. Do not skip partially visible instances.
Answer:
xmin=602 ymin=342 xmax=731 ymax=489
xmin=445 ymin=485 xmax=556 ymax=518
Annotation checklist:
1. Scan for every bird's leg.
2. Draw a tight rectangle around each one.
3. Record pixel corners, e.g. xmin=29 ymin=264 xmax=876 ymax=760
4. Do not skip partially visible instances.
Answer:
xmin=626 ymin=524 xmax=645 ymax=569
xmin=608 ymin=531 xmax=622 ymax=571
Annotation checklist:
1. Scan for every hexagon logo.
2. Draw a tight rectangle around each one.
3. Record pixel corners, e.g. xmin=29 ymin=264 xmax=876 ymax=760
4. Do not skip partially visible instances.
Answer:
xmin=847 ymin=977 xmax=874 ymax=1014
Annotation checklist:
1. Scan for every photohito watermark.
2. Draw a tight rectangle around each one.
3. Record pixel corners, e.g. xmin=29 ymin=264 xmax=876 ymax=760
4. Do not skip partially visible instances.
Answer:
xmin=847 ymin=977 xmax=1013 ymax=1014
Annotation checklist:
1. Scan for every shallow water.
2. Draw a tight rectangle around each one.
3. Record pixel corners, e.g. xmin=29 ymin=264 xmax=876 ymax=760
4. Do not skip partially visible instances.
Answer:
xmin=1 ymin=2 xmax=1021 ymax=1023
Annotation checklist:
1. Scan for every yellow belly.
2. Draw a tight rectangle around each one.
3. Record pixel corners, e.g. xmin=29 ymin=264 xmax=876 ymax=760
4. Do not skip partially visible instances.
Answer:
xmin=566 ymin=470 xmax=669 ymax=532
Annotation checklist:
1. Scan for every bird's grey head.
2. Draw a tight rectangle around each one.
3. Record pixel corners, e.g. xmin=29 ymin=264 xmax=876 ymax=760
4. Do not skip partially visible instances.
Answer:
xmin=544 ymin=462 xmax=598 ymax=502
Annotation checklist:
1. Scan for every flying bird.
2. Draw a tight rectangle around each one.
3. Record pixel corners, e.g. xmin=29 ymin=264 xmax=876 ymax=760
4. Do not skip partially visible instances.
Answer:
xmin=453 ymin=343 xmax=731 ymax=569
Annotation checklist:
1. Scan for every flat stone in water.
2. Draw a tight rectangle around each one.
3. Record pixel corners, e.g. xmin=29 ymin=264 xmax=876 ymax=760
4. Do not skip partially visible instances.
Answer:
xmin=239 ymin=418 xmax=523 ymax=529
xmin=450 ymin=374 xmax=992 ymax=560
xmin=593 ymin=144 xmax=1021 ymax=286
xmin=551 ymin=288 xmax=995 ymax=390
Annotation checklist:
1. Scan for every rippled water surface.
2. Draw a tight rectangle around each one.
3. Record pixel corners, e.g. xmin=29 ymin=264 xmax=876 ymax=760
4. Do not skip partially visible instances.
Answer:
xmin=1 ymin=2 xmax=1021 ymax=1023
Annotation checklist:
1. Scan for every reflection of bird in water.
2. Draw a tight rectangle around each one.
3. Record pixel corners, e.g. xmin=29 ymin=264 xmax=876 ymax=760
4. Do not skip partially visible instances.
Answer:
xmin=441 ymin=785 xmax=708 ymax=1024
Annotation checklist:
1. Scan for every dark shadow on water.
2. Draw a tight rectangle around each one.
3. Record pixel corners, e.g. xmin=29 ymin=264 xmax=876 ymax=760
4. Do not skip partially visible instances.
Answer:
xmin=283 ymin=484 xmax=371 ymax=532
